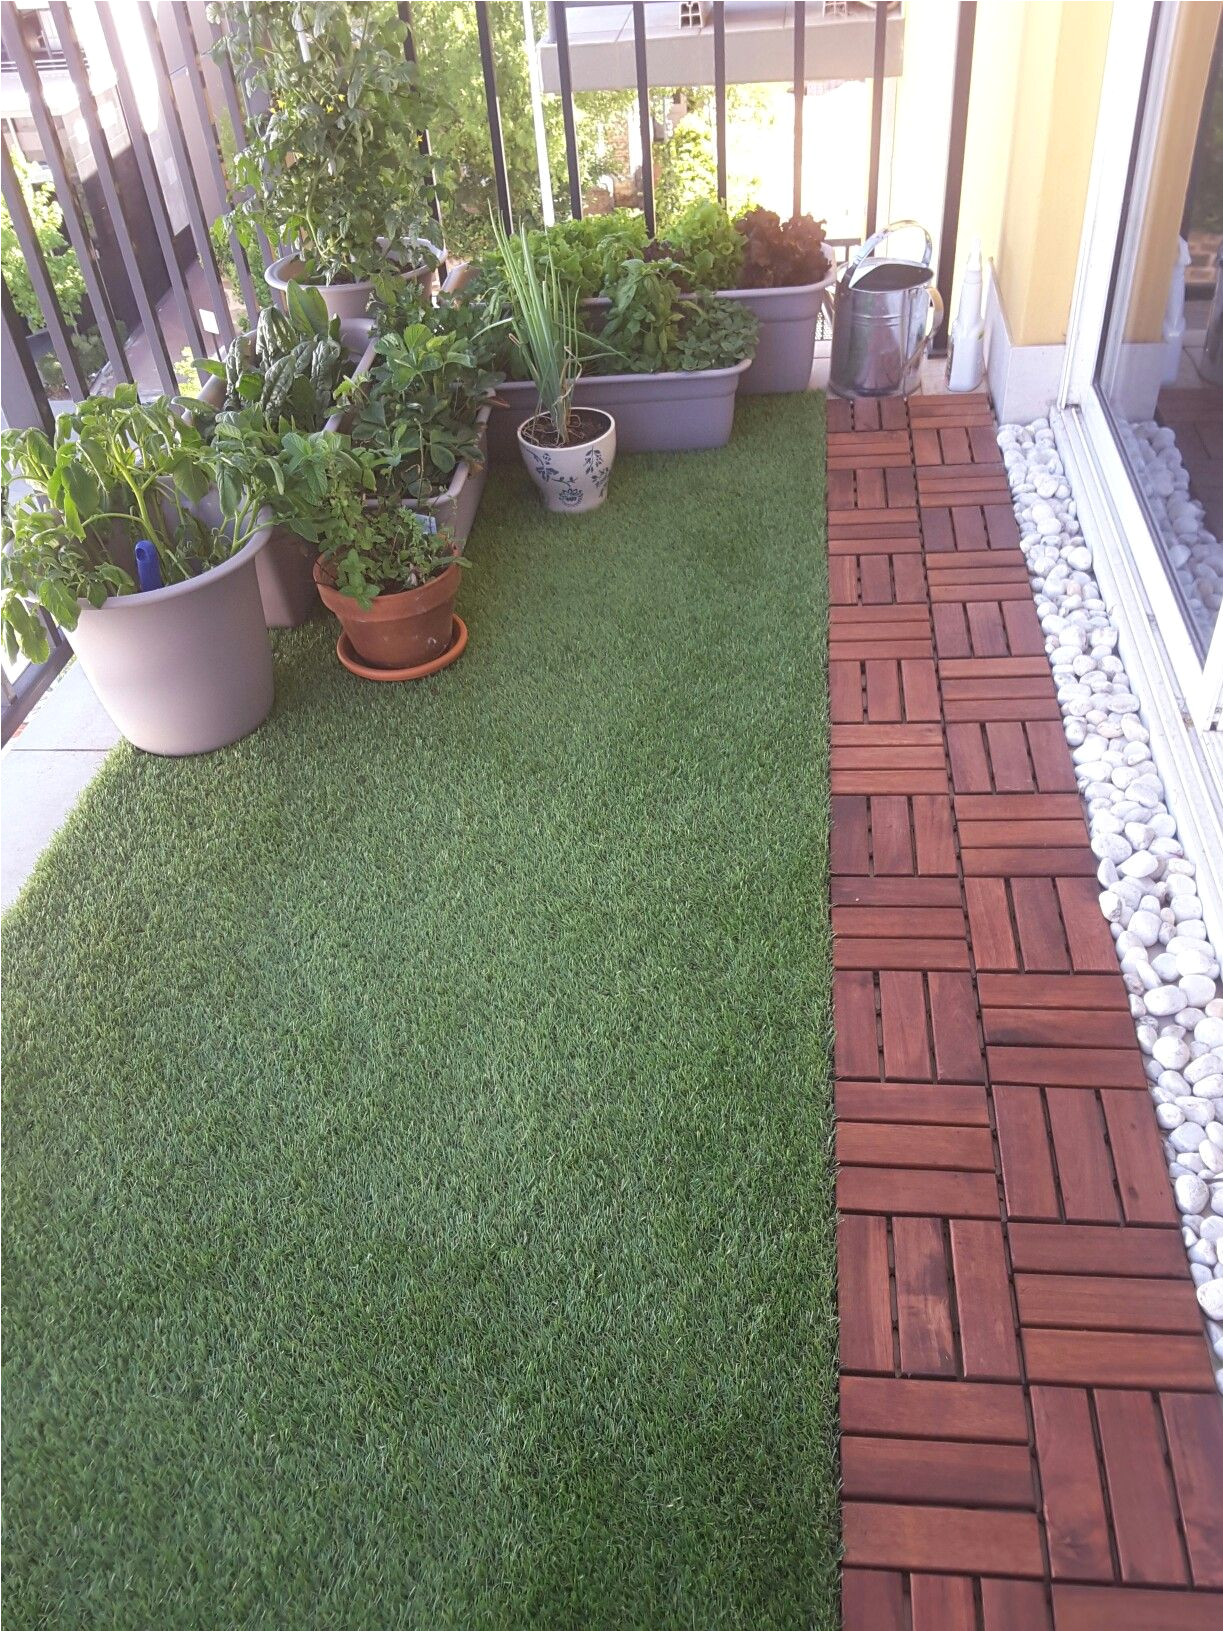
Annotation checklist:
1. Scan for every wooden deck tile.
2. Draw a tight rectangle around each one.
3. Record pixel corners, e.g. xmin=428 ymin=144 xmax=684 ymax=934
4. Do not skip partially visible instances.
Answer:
xmin=1050 ymin=1585 xmax=1224 ymax=1630
xmin=829 ymin=394 xmax=1216 ymax=1628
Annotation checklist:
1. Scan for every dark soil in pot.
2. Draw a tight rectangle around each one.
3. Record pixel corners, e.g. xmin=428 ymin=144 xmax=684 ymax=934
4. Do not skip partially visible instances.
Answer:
xmin=519 ymin=408 xmax=612 ymax=449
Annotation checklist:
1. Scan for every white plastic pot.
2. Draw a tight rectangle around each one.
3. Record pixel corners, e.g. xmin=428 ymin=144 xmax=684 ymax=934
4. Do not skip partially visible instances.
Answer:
xmin=266 ymin=239 xmax=440 ymax=324
xmin=66 ymin=528 xmax=275 ymax=756
xmin=516 ymin=410 xmax=616 ymax=513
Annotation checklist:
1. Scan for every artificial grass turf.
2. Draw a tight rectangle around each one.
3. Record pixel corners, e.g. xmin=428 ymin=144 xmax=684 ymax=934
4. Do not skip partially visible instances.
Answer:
xmin=1 ymin=394 xmax=834 ymax=1630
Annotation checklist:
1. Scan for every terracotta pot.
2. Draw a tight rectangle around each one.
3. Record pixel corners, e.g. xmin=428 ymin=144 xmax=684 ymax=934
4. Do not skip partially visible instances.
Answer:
xmin=266 ymin=238 xmax=440 ymax=323
xmin=516 ymin=410 xmax=616 ymax=513
xmin=313 ymin=559 xmax=461 ymax=670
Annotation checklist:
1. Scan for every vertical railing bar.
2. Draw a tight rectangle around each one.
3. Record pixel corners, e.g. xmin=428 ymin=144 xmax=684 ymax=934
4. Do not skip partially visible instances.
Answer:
xmin=135 ymin=0 xmax=236 ymax=347
xmin=0 ymin=644 xmax=71 ymax=746
xmin=397 ymin=2 xmax=448 ymax=269
xmin=865 ymin=1 xmax=888 ymax=238
xmin=93 ymin=1 xmax=211 ymax=368
xmin=932 ymin=0 xmax=977 ymax=356
xmin=631 ymin=3 xmax=654 ymax=235
xmin=167 ymin=1 xmax=258 ymax=322
xmin=0 ymin=136 xmax=88 ymax=399
xmin=48 ymin=2 xmax=179 ymax=395
xmin=207 ymin=13 xmax=278 ymax=271
xmin=553 ymin=3 xmax=582 ymax=218
xmin=2 ymin=276 xmax=54 ymax=432
xmin=792 ymin=0 xmax=805 ymax=221
xmin=0 ymin=8 xmax=131 ymax=382
xmin=713 ymin=2 xmax=727 ymax=203
xmin=475 ymin=2 xmax=513 ymax=232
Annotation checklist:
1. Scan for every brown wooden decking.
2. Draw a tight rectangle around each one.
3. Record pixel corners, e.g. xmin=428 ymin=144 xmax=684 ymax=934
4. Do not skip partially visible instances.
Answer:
xmin=828 ymin=392 xmax=1223 ymax=1631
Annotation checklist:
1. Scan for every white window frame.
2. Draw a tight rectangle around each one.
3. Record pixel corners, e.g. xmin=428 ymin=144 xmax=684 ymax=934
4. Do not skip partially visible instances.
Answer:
xmin=1058 ymin=0 xmax=1224 ymax=735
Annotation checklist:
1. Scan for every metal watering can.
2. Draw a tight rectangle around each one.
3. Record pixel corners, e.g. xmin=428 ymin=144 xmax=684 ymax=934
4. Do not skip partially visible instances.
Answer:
xmin=829 ymin=221 xmax=944 ymax=399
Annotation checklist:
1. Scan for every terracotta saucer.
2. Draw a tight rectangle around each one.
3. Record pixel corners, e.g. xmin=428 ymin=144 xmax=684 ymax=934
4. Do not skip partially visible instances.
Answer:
xmin=336 ymin=616 xmax=468 ymax=681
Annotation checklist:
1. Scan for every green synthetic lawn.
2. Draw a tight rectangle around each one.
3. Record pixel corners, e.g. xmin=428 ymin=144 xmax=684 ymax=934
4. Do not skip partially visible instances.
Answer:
xmin=1 ymin=395 xmax=834 ymax=1631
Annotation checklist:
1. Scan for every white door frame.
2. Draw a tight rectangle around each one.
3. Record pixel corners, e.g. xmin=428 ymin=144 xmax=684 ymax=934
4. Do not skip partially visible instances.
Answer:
xmin=1057 ymin=0 xmax=1224 ymax=732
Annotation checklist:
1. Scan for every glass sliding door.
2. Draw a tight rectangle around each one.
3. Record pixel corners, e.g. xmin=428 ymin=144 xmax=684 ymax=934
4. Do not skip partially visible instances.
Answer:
xmin=1094 ymin=0 xmax=1223 ymax=680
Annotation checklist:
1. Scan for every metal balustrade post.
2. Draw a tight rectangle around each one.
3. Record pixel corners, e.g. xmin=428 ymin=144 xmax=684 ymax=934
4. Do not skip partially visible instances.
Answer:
xmin=1 ymin=136 xmax=88 ymax=400
xmin=475 ymin=2 xmax=513 ymax=232
xmin=165 ymin=1 xmax=259 ymax=323
xmin=93 ymin=1 xmax=211 ymax=370
xmin=553 ymin=3 xmax=582 ymax=219
xmin=866 ymin=1 xmax=888 ymax=238
xmin=792 ymin=1 xmax=805 ymax=221
xmin=1 ymin=6 xmax=131 ymax=383
xmin=2 ymin=278 xmax=54 ymax=432
xmin=932 ymin=0 xmax=977 ymax=357
xmin=713 ymin=2 xmax=727 ymax=204
xmin=48 ymin=2 xmax=179 ymax=395
xmin=397 ymin=2 xmax=448 ymax=265
xmin=135 ymin=0 xmax=236 ymax=348
xmin=631 ymin=4 xmax=654 ymax=235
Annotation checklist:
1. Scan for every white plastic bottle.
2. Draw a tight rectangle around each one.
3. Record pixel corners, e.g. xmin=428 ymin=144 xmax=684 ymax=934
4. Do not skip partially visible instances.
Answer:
xmin=946 ymin=238 xmax=986 ymax=393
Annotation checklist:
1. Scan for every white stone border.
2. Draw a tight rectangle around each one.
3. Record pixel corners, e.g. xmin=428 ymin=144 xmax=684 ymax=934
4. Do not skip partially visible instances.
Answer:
xmin=997 ymin=417 xmax=1223 ymax=1390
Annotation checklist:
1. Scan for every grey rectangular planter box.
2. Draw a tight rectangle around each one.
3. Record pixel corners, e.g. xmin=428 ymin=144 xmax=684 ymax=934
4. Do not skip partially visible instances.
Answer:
xmin=717 ymin=276 xmax=835 ymax=395
xmin=488 ymin=358 xmax=751 ymax=459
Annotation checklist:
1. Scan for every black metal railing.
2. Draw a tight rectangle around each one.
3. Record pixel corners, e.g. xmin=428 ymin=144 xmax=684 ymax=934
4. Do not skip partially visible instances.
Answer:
xmin=1 ymin=0 xmax=975 ymax=743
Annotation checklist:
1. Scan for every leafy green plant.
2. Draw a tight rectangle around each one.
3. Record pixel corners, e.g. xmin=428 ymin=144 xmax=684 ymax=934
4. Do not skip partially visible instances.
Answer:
xmin=653 ymin=122 xmax=717 ymax=230
xmin=344 ymin=295 xmax=504 ymax=502
xmin=657 ymin=198 xmax=744 ymax=292
xmin=209 ymin=214 xmax=273 ymax=312
xmin=673 ymin=296 xmax=759 ymax=372
xmin=184 ymin=283 xmax=346 ymax=431
xmin=492 ymin=219 xmax=584 ymax=444
xmin=1 ymin=389 xmax=265 ymax=662
xmin=492 ymin=211 xmax=647 ymax=301
xmin=737 ymin=208 xmax=830 ymax=289
xmin=588 ymin=260 xmax=756 ymax=375
xmin=0 ymin=152 xmax=86 ymax=333
xmin=241 ymin=429 xmax=463 ymax=606
xmin=214 ymin=1 xmax=444 ymax=284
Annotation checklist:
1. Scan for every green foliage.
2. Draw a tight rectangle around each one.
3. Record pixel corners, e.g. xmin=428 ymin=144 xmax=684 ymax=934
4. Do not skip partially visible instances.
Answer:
xmin=0 ymin=152 xmax=86 ymax=333
xmin=589 ymin=260 xmax=757 ymax=375
xmin=653 ymin=123 xmax=717 ymax=231
xmin=214 ymin=1 xmax=443 ymax=283
xmin=491 ymin=211 xmax=647 ymax=301
xmin=0 ymin=390 xmax=263 ymax=662
xmin=345 ymin=289 xmax=505 ymax=502
xmin=658 ymin=198 xmax=744 ymax=292
xmin=183 ymin=284 xmax=347 ymax=432
xmin=209 ymin=214 xmax=273 ymax=312
xmin=674 ymin=295 xmax=759 ymax=372
xmin=264 ymin=429 xmax=462 ymax=606
xmin=492 ymin=219 xmax=585 ymax=443
xmin=737 ymin=208 xmax=830 ymax=289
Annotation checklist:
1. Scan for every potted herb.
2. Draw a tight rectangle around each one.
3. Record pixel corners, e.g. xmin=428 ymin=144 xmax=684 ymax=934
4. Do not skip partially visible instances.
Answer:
xmin=182 ymin=282 xmax=357 ymax=626
xmin=1 ymin=390 xmax=273 ymax=755
xmin=328 ymin=284 xmax=505 ymax=543
xmin=217 ymin=2 xmax=443 ymax=321
xmin=495 ymin=222 xmax=616 ymax=514
xmin=258 ymin=431 xmax=466 ymax=678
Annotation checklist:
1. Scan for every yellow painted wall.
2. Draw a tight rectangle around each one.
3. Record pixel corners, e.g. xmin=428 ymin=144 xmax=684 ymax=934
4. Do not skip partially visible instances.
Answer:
xmin=905 ymin=0 xmax=1113 ymax=346
xmin=1125 ymin=0 xmax=1222 ymax=340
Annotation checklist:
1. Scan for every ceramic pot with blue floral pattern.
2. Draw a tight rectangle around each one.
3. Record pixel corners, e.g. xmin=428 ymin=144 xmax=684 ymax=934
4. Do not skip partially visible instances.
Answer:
xmin=516 ymin=409 xmax=617 ymax=514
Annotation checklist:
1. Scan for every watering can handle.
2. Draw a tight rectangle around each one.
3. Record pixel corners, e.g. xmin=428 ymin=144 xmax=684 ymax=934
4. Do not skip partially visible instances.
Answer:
xmin=903 ymin=284 xmax=945 ymax=382
xmin=853 ymin=219 xmax=935 ymax=268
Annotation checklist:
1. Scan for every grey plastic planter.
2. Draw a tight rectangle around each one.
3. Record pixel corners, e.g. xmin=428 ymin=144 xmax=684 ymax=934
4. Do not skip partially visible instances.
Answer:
xmin=325 ymin=341 xmax=492 ymax=544
xmin=717 ymin=273 xmax=835 ymax=394
xmin=66 ymin=527 xmax=274 ymax=756
xmin=488 ymin=359 xmax=751 ymax=459
xmin=266 ymin=242 xmax=439 ymax=325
